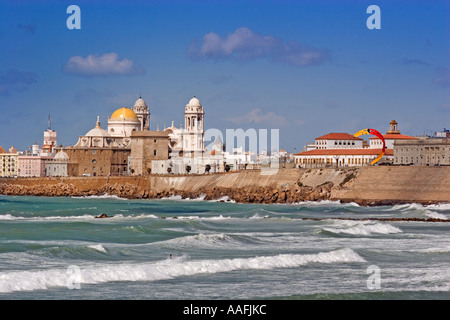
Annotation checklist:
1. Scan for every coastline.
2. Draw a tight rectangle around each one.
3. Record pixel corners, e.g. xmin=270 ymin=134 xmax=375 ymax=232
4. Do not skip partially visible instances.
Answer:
xmin=1 ymin=166 xmax=449 ymax=207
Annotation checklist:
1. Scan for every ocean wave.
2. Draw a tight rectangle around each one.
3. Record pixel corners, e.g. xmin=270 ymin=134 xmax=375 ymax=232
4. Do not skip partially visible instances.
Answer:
xmin=161 ymin=194 xmax=211 ymax=202
xmin=161 ymin=194 xmax=235 ymax=203
xmin=386 ymin=203 xmax=449 ymax=220
xmin=159 ymin=233 xmax=240 ymax=249
xmin=87 ymin=244 xmax=107 ymax=253
xmin=0 ymin=248 xmax=365 ymax=293
xmin=0 ymin=214 xmax=97 ymax=221
xmin=320 ymin=220 xmax=403 ymax=236
xmin=71 ymin=194 xmax=128 ymax=200
xmin=291 ymin=200 xmax=361 ymax=207
xmin=0 ymin=213 xmax=163 ymax=222
xmin=0 ymin=214 xmax=22 ymax=220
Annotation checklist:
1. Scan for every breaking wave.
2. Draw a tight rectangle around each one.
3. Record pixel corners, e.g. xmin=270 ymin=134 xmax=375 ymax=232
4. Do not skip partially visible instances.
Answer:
xmin=388 ymin=203 xmax=449 ymax=220
xmin=320 ymin=220 xmax=403 ymax=236
xmin=0 ymin=248 xmax=365 ymax=293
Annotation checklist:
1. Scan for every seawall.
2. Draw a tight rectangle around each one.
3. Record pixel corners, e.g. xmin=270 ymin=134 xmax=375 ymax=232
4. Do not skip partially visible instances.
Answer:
xmin=0 ymin=166 xmax=449 ymax=205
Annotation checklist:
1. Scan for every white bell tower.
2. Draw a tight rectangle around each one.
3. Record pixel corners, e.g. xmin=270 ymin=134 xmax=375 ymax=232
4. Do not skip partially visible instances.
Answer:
xmin=183 ymin=96 xmax=205 ymax=157
xmin=132 ymin=97 xmax=150 ymax=131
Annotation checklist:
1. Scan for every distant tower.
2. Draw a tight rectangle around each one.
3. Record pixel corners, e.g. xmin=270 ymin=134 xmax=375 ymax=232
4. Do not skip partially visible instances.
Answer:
xmin=132 ymin=97 xmax=150 ymax=131
xmin=43 ymin=114 xmax=57 ymax=154
xmin=183 ymin=96 xmax=205 ymax=156
xmin=387 ymin=120 xmax=400 ymax=134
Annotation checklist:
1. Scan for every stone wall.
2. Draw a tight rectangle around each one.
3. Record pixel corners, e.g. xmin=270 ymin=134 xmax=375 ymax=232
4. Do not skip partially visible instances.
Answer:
xmin=1 ymin=166 xmax=449 ymax=205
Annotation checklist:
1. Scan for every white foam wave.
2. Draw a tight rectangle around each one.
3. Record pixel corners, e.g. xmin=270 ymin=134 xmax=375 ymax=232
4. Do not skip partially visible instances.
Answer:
xmin=0 ymin=248 xmax=364 ymax=293
xmin=0 ymin=214 xmax=21 ymax=220
xmin=388 ymin=203 xmax=449 ymax=219
xmin=87 ymin=244 xmax=107 ymax=253
xmin=322 ymin=220 xmax=402 ymax=235
xmin=209 ymin=196 xmax=235 ymax=203
xmin=162 ymin=233 xmax=237 ymax=248
xmin=424 ymin=211 xmax=448 ymax=220
xmin=0 ymin=213 xmax=163 ymax=222
xmin=292 ymin=200 xmax=360 ymax=207
xmin=71 ymin=194 xmax=127 ymax=200
xmin=161 ymin=194 xmax=207 ymax=201
xmin=425 ymin=203 xmax=450 ymax=211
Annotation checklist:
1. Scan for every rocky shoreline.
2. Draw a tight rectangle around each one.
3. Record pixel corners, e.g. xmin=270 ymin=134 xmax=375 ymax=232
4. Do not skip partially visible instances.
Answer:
xmin=0 ymin=179 xmax=335 ymax=203
xmin=1 ymin=166 xmax=449 ymax=207
xmin=0 ymin=178 xmax=446 ymax=207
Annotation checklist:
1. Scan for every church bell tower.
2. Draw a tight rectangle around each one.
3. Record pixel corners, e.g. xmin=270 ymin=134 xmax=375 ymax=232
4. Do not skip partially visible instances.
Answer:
xmin=183 ymin=96 xmax=205 ymax=157
xmin=132 ymin=97 xmax=150 ymax=131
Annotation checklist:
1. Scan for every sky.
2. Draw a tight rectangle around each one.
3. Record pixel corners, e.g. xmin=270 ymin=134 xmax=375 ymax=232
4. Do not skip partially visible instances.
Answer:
xmin=0 ymin=0 xmax=449 ymax=153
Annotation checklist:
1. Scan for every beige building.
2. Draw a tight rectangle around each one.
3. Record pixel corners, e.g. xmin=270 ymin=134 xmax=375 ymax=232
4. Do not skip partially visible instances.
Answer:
xmin=61 ymin=147 xmax=130 ymax=177
xmin=394 ymin=138 xmax=450 ymax=166
xmin=0 ymin=146 xmax=18 ymax=177
xmin=61 ymin=99 xmax=149 ymax=176
xmin=129 ymin=130 xmax=170 ymax=175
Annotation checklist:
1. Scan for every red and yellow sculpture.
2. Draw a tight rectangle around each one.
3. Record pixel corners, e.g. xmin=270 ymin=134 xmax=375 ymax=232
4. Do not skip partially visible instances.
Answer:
xmin=353 ymin=128 xmax=385 ymax=165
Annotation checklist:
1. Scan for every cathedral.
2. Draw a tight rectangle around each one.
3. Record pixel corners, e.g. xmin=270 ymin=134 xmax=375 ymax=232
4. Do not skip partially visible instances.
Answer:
xmin=57 ymin=96 xmax=206 ymax=176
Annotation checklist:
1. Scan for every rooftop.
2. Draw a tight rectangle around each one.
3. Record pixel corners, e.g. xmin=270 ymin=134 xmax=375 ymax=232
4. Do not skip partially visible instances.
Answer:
xmin=295 ymin=148 xmax=393 ymax=156
xmin=315 ymin=133 xmax=363 ymax=141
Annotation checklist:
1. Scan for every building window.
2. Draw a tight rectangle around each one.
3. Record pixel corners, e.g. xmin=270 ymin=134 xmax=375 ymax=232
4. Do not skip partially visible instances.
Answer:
xmin=92 ymin=150 xmax=96 ymax=154
xmin=153 ymin=150 xmax=157 ymax=156
xmin=154 ymin=139 xmax=157 ymax=143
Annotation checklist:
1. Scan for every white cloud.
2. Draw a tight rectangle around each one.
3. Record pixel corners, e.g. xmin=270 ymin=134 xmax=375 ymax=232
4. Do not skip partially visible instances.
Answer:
xmin=188 ymin=27 xmax=330 ymax=66
xmin=227 ymin=108 xmax=288 ymax=127
xmin=62 ymin=52 xmax=145 ymax=76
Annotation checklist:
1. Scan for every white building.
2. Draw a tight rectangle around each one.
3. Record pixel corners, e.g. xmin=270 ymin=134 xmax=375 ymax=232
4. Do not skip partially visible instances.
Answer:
xmin=314 ymin=133 xmax=364 ymax=150
xmin=46 ymin=150 xmax=69 ymax=177
xmin=72 ymin=97 xmax=151 ymax=149
xmin=369 ymin=120 xmax=418 ymax=149
xmin=294 ymin=122 xmax=411 ymax=168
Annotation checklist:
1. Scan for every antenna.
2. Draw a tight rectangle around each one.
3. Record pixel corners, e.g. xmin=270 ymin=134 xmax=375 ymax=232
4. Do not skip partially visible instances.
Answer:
xmin=48 ymin=114 xmax=51 ymax=130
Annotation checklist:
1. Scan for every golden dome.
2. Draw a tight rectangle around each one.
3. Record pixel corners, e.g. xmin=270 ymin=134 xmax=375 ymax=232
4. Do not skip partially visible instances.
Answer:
xmin=110 ymin=107 xmax=139 ymax=121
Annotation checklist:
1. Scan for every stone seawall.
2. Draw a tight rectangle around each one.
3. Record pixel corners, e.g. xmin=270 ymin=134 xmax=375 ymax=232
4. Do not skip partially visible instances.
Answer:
xmin=1 ymin=166 xmax=449 ymax=205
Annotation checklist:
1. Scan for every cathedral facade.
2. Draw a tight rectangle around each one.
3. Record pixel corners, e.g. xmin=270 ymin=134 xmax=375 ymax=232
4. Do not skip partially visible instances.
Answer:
xmin=58 ymin=96 xmax=206 ymax=176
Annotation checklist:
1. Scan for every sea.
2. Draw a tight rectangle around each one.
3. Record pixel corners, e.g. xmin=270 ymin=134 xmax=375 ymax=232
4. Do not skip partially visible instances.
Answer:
xmin=0 ymin=194 xmax=449 ymax=301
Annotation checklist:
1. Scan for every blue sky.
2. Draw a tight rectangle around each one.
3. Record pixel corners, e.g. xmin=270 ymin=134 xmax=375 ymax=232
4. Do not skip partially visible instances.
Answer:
xmin=0 ymin=0 xmax=448 ymax=152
